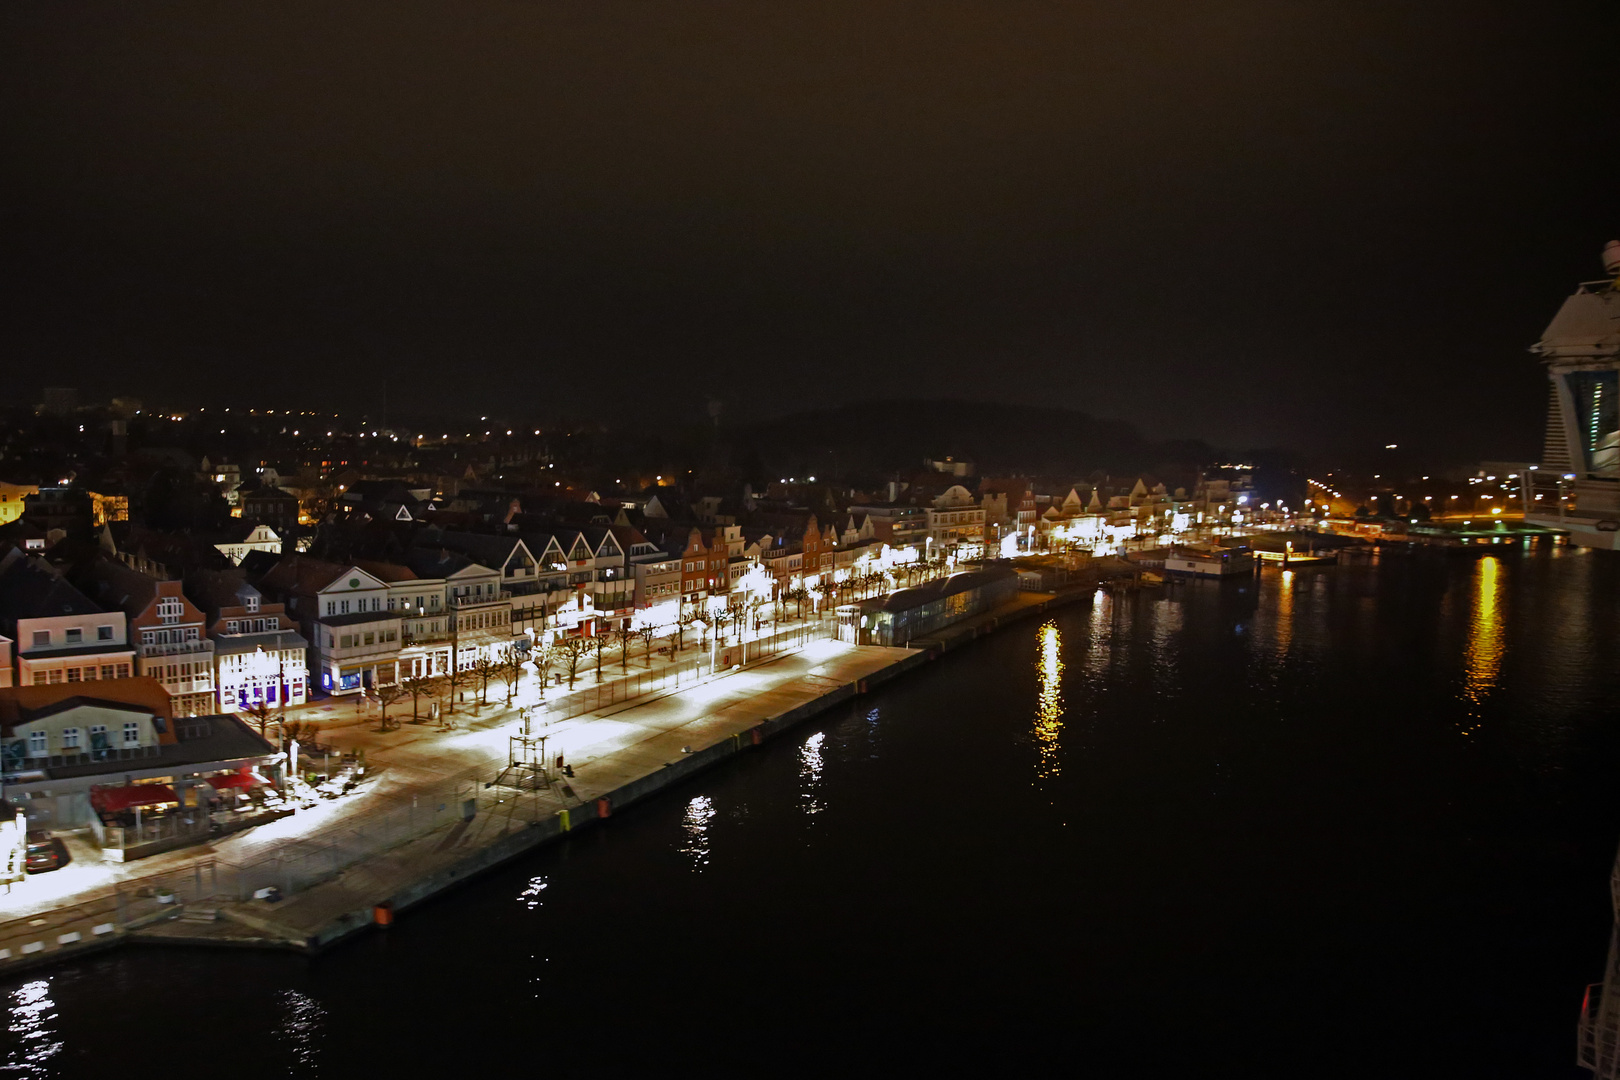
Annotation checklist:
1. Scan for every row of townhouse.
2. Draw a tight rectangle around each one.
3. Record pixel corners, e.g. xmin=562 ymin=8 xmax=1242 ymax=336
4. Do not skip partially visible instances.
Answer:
xmin=0 ymin=538 xmax=533 ymax=711
xmin=0 ymin=547 xmax=298 ymax=717
xmin=256 ymin=552 xmax=520 ymax=698
xmin=0 ymin=545 xmax=306 ymax=717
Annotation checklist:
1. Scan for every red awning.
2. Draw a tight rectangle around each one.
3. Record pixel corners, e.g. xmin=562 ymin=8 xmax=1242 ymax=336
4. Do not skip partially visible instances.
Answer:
xmin=205 ymin=773 xmax=256 ymax=790
xmin=91 ymin=784 xmax=179 ymax=813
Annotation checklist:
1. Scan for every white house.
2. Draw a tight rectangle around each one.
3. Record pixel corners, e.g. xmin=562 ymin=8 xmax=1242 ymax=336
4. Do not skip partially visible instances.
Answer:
xmin=214 ymin=523 xmax=282 ymax=566
xmin=189 ymin=574 xmax=309 ymax=713
xmin=259 ymin=557 xmax=401 ymax=696
xmin=927 ymin=484 xmax=986 ymax=553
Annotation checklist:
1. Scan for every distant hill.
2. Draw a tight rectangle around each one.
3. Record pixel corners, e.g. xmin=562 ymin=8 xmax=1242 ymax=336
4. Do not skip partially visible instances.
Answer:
xmin=723 ymin=399 xmax=1218 ymax=481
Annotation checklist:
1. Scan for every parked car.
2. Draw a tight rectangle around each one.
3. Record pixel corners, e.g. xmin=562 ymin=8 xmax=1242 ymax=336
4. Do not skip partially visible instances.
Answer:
xmin=24 ymin=831 xmax=60 ymax=873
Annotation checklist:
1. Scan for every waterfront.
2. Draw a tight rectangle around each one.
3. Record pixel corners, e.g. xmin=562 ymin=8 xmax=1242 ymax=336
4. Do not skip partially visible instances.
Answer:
xmin=7 ymin=550 xmax=1620 ymax=1077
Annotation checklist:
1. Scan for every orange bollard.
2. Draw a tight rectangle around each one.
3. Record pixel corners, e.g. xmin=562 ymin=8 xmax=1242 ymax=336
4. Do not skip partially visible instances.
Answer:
xmin=596 ymin=796 xmax=611 ymax=819
xmin=373 ymin=902 xmax=394 ymax=927
xmin=751 ymin=728 xmax=762 ymax=746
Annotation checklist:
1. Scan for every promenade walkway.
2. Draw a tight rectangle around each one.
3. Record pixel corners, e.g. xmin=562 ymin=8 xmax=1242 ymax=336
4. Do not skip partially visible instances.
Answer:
xmin=0 ymin=577 xmax=1108 ymax=967
xmin=211 ymin=639 xmax=911 ymax=948
xmin=0 ymin=634 xmax=909 ymax=964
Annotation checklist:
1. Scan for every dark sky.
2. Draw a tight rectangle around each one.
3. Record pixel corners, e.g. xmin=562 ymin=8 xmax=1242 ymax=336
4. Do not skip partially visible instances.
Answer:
xmin=4 ymin=2 xmax=1617 ymax=459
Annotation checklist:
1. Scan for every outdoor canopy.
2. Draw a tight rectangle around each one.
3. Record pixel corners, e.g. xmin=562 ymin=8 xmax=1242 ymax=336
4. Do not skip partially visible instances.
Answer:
xmin=204 ymin=773 xmax=256 ymax=790
xmin=90 ymin=784 xmax=178 ymax=813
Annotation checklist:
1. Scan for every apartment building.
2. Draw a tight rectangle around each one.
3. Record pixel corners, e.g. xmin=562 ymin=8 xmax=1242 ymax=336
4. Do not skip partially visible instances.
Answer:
xmin=259 ymin=556 xmax=401 ymax=696
xmin=187 ymin=571 xmax=308 ymax=713
xmin=0 ymin=550 xmax=133 ymax=688
xmin=85 ymin=559 xmax=216 ymax=717
xmin=0 ymin=483 xmax=39 ymax=527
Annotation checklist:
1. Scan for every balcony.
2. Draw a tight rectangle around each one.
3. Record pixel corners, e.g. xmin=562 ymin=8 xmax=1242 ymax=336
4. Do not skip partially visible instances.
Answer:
xmin=450 ymin=590 xmax=511 ymax=608
xmin=401 ymin=631 xmax=454 ymax=648
xmin=142 ymin=640 xmax=214 ymax=658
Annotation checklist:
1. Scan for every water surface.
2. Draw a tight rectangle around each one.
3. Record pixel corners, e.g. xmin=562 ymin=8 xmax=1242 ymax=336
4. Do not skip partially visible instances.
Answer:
xmin=6 ymin=550 xmax=1620 ymax=1077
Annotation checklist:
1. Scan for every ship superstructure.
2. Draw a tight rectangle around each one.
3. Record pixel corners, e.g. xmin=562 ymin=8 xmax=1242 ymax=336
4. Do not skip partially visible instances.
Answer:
xmin=1528 ymin=243 xmax=1620 ymax=550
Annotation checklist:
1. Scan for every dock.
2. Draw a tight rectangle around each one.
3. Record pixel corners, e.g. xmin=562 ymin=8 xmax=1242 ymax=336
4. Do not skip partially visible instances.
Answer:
xmin=0 ymin=581 xmax=1102 ymax=973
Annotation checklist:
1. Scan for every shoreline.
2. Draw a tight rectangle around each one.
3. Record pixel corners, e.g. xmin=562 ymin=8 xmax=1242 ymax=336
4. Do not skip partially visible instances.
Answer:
xmin=0 ymin=581 xmax=1098 ymax=977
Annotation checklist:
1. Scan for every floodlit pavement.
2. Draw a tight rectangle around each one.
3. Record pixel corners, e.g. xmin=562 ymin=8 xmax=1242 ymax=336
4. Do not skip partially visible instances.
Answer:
xmin=0 ymin=632 xmax=905 ymax=926
xmin=222 ymin=637 xmax=914 ymax=943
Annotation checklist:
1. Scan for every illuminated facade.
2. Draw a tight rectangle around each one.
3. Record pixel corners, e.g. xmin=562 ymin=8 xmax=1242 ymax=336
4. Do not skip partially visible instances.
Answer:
xmin=1528 ymin=245 xmax=1620 ymax=549
xmin=0 ymin=482 xmax=40 ymax=526
xmin=203 ymin=581 xmax=308 ymax=712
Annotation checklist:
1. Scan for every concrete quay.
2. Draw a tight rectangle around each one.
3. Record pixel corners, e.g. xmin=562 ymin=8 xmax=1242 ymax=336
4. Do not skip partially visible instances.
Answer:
xmin=182 ymin=640 xmax=931 ymax=953
xmin=225 ymin=581 xmax=1101 ymax=955
xmin=0 ymin=581 xmax=1104 ymax=970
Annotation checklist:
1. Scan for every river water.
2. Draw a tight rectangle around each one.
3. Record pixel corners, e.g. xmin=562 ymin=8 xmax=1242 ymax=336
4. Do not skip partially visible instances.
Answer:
xmin=5 ymin=550 xmax=1620 ymax=1077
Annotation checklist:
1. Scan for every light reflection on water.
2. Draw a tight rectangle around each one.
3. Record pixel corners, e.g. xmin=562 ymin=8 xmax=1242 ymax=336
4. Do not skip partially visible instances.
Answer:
xmin=1082 ymin=590 xmax=1114 ymax=683
xmin=1033 ymin=621 xmax=1064 ymax=781
xmin=519 ymin=874 xmax=549 ymax=910
xmin=680 ymin=795 xmax=715 ymax=870
xmin=517 ymin=875 xmax=550 ymax=999
xmin=4 ymin=979 xmax=61 ymax=1078
xmin=800 ymin=731 xmax=826 ymax=821
xmin=1461 ymin=557 xmax=1506 ymax=735
xmin=1274 ymin=569 xmax=1295 ymax=659
xmin=276 ymin=989 xmax=325 ymax=1076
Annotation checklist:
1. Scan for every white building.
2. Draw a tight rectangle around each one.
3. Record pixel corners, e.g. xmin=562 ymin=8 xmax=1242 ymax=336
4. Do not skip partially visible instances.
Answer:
xmin=214 ymin=523 xmax=282 ymax=566
xmin=188 ymin=573 xmax=308 ymax=713
xmin=928 ymin=484 xmax=986 ymax=554
xmin=259 ymin=557 xmax=402 ymax=697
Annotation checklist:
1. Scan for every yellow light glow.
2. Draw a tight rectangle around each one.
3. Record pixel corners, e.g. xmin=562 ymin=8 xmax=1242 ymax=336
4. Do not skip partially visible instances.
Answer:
xmin=1033 ymin=621 xmax=1063 ymax=780
xmin=1461 ymin=556 xmax=1504 ymax=731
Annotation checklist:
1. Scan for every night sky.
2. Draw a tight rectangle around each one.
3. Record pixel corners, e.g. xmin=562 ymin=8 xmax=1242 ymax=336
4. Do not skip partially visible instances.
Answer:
xmin=4 ymin=2 xmax=1617 ymax=459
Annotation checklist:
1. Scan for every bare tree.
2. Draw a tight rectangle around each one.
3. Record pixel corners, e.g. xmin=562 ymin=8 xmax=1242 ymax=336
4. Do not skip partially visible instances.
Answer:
xmin=675 ymin=610 xmax=702 ymax=652
xmin=471 ymin=654 xmax=497 ymax=706
xmin=496 ymin=649 xmax=525 ymax=704
xmin=591 ymin=633 xmax=609 ymax=683
xmin=531 ymin=641 xmax=557 ymax=693
xmin=613 ymin=624 xmax=637 ymax=673
xmin=402 ymin=673 xmax=441 ymax=722
xmin=279 ymin=719 xmax=322 ymax=753
xmin=242 ymin=699 xmax=275 ymax=738
xmin=442 ymin=656 xmax=469 ymax=714
xmin=557 ymin=637 xmax=591 ymax=689
xmin=375 ymin=682 xmax=407 ymax=732
xmin=637 ymin=624 xmax=659 ymax=668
